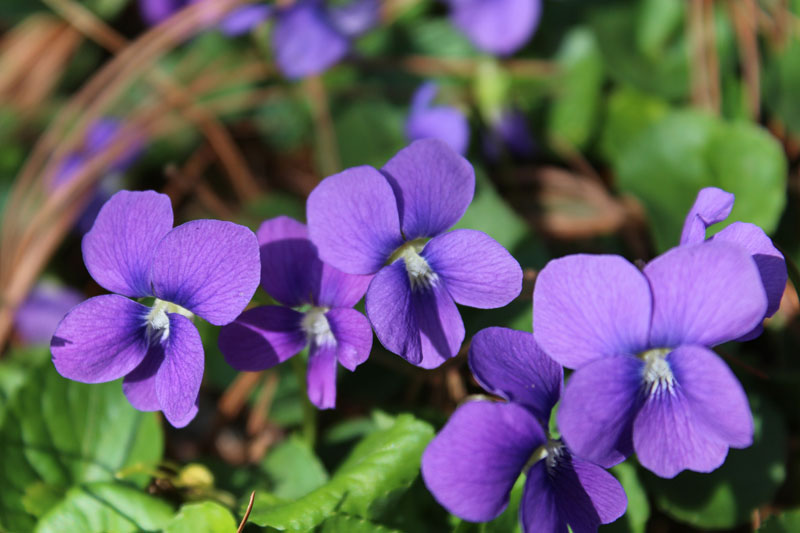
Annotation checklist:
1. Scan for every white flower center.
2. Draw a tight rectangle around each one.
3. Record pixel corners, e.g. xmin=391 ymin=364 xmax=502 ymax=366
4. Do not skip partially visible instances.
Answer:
xmin=145 ymin=299 xmax=193 ymax=343
xmin=640 ymin=347 xmax=675 ymax=395
xmin=388 ymin=240 xmax=438 ymax=291
xmin=301 ymin=307 xmax=335 ymax=347
xmin=527 ymin=438 xmax=566 ymax=472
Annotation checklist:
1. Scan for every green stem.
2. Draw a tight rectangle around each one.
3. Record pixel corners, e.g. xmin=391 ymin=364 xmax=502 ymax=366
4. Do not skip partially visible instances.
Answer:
xmin=290 ymin=355 xmax=317 ymax=447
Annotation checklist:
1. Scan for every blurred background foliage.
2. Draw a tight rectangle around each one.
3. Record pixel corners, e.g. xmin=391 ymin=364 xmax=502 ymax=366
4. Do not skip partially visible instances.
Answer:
xmin=1 ymin=0 xmax=800 ymax=531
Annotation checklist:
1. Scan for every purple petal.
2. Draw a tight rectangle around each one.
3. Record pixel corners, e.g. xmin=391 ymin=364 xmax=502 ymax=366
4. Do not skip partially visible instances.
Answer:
xmin=307 ymin=343 xmax=338 ymax=409
xmin=469 ymin=327 xmax=562 ymax=422
xmin=51 ymin=295 xmax=149 ymax=383
xmin=448 ymin=0 xmax=541 ymax=55
xmin=645 ymin=241 xmax=767 ymax=348
xmin=533 ymin=254 xmax=652 ymax=369
xmin=220 ymin=5 xmax=272 ymax=36
xmin=138 ymin=0 xmax=185 ymax=25
xmin=422 ymin=229 xmax=522 ymax=308
xmin=679 ymin=187 xmax=735 ymax=245
xmin=519 ymin=462 xmax=561 ymax=533
xmin=257 ymin=216 xmax=320 ymax=307
xmin=406 ymin=83 xmax=470 ymax=155
xmin=381 ymin=139 xmax=475 ymax=240
xmin=365 ymin=261 xmax=464 ymax=368
xmin=422 ymin=400 xmax=545 ymax=522
xmin=669 ymin=345 xmax=753 ymax=448
xmin=82 ymin=190 xmax=173 ymax=298
xmin=489 ymin=108 xmax=536 ymax=160
xmin=713 ymin=222 xmax=786 ymax=318
xmin=327 ymin=0 xmax=379 ymax=37
xmin=14 ymin=282 xmax=83 ymax=344
xmin=218 ymin=306 xmax=306 ymax=371
xmin=326 ymin=307 xmax=373 ymax=371
xmin=553 ymin=456 xmax=627 ymax=529
xmin=307 ymin=165 xmax=403 ymax=275
xmin=151 ymin=220 xmax=260 ymax=325
xmin=558 ymin=355 xmax=643 ymax=468
xmin=317 ymin=266 xmax=372 ymax=308
xmin=122 ymin=345 xmax=164 ymax=411
xmin=273 ymin=1 xmax=349 ymax=79
xmin=155 ymin=314 xmax=203 ymax=428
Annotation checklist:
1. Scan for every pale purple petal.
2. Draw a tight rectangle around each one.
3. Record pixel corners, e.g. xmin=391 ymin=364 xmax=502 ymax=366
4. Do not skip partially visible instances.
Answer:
xmin=406 ymin=83 xmax=470 ymax=155
xmin=645 ymin=241 xmax=767 ymax=348
xmin=15 ymin=282 xmax=83 ymax=344
xmin=138 ymin=0 xmax=185 ymax=25
xmin=317 ymin=266 xmax=372 ymax=308
xmin=679 ymin=187 xmax=734 ymax=245
xmin=307 ymin=165 xmax=403 ymax=275
xmin=713 ymin=222 xmax=786 ymax=318
xmin=533 ymin=254 xmax=651 ymax=369
xmin=447 ymin=0 xmax=541 ymax=56
xmin=51 ymin=295 xmax=149 ymax=383
xmin=218 ymin=306 xmax=306 ymax=371
xmin=82 ymin=190 xmax=173 ymax=298
xmin=122 ymin=345 xmax=164 ymax=411
xmin=554 ymin=456 xmax=627 ymax=529
xmin=381 ymin=139 xmax=475 ymax=240
xmin=257 ymin=216 xmax=319 ymax=307
xmin=155 ymin=314 xmax=204 ymax=428
xmin=519 ymin=462 xmax=562 ymax=533
xmin=669 ymin=345 xmax=753 ymax=448
xmin=307 ymin=343 xmax=338 ymax=409
xmin=328 ymin=0 xmax=379 ymax=37
xmin=414 ymin=280 xmax=465 ymax=368
xmin=220 ymin=5 xmax=272 ymax=35
xmin=422 ymin=401 xmax=545 ymax=523
xmin=326 ymin=307 xmax=373 ymax=371
xmin=422 ymin=229 xmax=522 ymax=308
xmin=469 ymin=327 xmax=562 ymax=422
xmin=151 ymin=220 xmax=260 ymax=325
xmin=633 ymin=382 xmax=729 ymax=478
xmin=273 ymin=1 xmax=349 ymax=79
xmin=558 ymin=356 xmax=643 ymax=468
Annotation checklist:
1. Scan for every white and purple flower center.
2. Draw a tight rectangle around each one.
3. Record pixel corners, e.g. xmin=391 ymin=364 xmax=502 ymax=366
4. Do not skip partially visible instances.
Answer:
xmin=302 ymin=306 xmax=336 ymax=347
xmin=527 ymin=438 xmax=567 ymax=473
xmin=388 ymin=239 xmax=438 ymax=290
xmin=639 ymin=347 xmax=675 ymax=395
xmin=144 ymin=298 xmax=193 ymax=343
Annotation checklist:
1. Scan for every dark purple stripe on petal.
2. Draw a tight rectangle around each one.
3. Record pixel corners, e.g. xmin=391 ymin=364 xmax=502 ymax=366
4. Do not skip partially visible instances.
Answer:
xmin=551 ymin=455 xmax=627 ymax=530
xmin=519 ymin=462 xmax=562 ymax=533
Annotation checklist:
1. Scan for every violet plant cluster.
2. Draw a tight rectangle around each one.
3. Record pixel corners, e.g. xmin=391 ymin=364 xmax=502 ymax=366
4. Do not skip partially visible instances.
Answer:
xmin=47 ymin=134 xmax=786 ymax=531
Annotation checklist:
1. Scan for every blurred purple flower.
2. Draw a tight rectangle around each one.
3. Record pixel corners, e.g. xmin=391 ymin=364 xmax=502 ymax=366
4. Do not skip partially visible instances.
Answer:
xmin=218 ymin=216 xmax=373 ymax=409
xmin=445 ymin=0 xmax=542 ymax=56
xmin=51 ymin=191 xmax=260 ymax=427
xmin=405 ymin=82 xmax=470 ymax=155
xmin=680 ymin=187 xmax=787 ymax=339
xmin=483 ymin=108 xmax=536 ymax=161
xmin=307 ymin=139 xmax=522 ymax=368
xmin=14 ymin=282 xmax=83 ymax=345
xmin=422 ymin=327 xmax=627 ymax=532
xmin=533 ymin=240 xmax=768 ymax=478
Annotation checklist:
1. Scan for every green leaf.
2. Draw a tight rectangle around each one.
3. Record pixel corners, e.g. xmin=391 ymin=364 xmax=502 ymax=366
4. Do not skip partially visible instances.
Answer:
xmin=248 ymin=414 xmax=434 ymax=531
xmin=262 ymin=436 xmax=329 ymax=499
xmin=164 ymin=501 xmax=239 ymax=533
xmin=644 ymin=395 xmax=787 ymax=529
xmin=0 ymin=360 xmax=164 ymax=531
xmin=601 ymin=462 xmax=649 ymax=533
xmin=764 ymin=37 xmax=800 ymax=135
xmin=321 ymin=514 xmax=403 ymax=533
xmin=599 ymin=86 xmax=669 ymax=165
xmin=334 ymin=99 xmax=407 ymax=169
xmin=404 ymin=19 xmax=477 ymax=58
xmin=34 ymin=482 xmax=173 ymax=533
xmin=635 ymin=0 xmax=684 ymax=58
xmin=758 ymin=509 xmax=800 ymax=532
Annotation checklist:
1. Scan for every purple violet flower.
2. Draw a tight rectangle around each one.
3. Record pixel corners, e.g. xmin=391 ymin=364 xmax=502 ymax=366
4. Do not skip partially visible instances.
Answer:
xmin=533 ymin=238 xmax=770 ymax=478
xmin=218 ymin=216 xmax=373 ymax=409
xmin=483 ymin=107 xmax=536 ymax=161
xmin=307 ymin=139 xmax=523 ymax=368
xmin=405 ymin=82 xmax=470 ymax=155
xmin=14 ymin=282 xmax=83 ymax=345
xmin=445 ymin=0 xmax=542 ymax=56
xmin=50 ymin=190 xmax=260 ymax=427
xmin=680 ymin=187 xmax=787 ymax=340
xmin=422 ymin=327 xmax=627 ymax=532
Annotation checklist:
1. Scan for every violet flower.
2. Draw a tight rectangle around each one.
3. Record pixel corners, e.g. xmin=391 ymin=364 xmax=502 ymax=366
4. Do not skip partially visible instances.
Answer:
xmin=445 ymin=0 xmax=542 ymax=56
xmin=679 ymin=187 xmax=787 ymax=339
xmin=533 ymin=239 xmax=770 ymax=478
xmin=51 ymin=190 xmax=260 ymax=427
xmin=218 ymin=216 xmax=373 ymax=409
xmin=307 ymin=139 xmax=522 ymax=368
xmin=483 ymin=108 xmax=536 ymax=161
xmin=14 ymin=282 xmax=83 ymax=345
xmin=405 ymin=82 xmax=470 ymax=155
xmin=422 ymin=327 xmax=627 ymax=532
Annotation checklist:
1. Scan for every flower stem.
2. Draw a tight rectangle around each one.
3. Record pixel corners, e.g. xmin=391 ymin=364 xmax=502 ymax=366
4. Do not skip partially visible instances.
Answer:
xmin=290 ymin=355 xmax=317 ymax=447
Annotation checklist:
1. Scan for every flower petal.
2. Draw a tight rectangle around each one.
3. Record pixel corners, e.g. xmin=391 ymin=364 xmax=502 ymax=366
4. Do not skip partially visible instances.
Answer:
xmin=155 ymin=314 xmax=204 ymax=428
xmin=519 ymin=462 xmax=561 ymax=533
xmin=448 ymin=0 xmax=541 ymax=55
xmin=679 ymin=187 xmax=735 ymax=245
xmin=422 ymin=400 xmax=545 ymax=523
xmin=273 ymin=1 xmax=349 ymax=79
xmin=669 ymin=345 xmax=753 ymax=448
xmin=423 ymin=229 xmax=522 ymax=309
xmin=82 ymin=190 xmax=173 ymax=298
xmin=381 ymin=139 xmax=475 ymax=240
xmin=328 ymin=0 xmax=379 ymax=37
xmin=713 ymin=222 xmax=786 ymax=318
xmin=138 ymin=0 xmax=183 ymax=25
xmin=151 ymin=220 xmax=260 ymax=325
xmin=257 ymin=216 xmax=320 ymax=307
xmin=122 ymin=345 xmax=164 ymax=411
xmin=307 ymin=344 xmax=338 ymax=409
xmin=553 ymin=456 xmax=627 ymax=529
xmin=15 ymin=282 xmax=83 ymax=344
xmin=218 ymin=306 xmax=307 ymax=371
xmin=51 ymin=295 xmax=149 ymax=383
xmin=558 ymin=355 xmax=643 ymax=468
xmin=533 ymin=254 xmax=652 ymax=369
xmin=219 ymin=5 xmax=272 ymax=35
xmin=307 ymin=165 xmax=404 ymax=275
xmin=469 ymin=327 xmax=562 ymax=422
xmin=406 ymin=83 xmax=470 ymax=155
xmin=645 ymin=241 xmax=767 ymax=347
xmin=326 ymin=308 xmax=373 ymax=371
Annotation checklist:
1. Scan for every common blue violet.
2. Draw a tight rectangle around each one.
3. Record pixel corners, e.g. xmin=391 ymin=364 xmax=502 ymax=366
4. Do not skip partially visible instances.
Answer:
xmin=50 ymin=190 xmax=260 ymax=427
xmin=445 ymin=0 xmax=542 ymax=56
xmin=307 ymin=139 xmax=523 ymax=368
xmin=15 ymin=281 xmax=83 ymax=345
xmin=406 ymin=81 xmax=470 ymax=155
